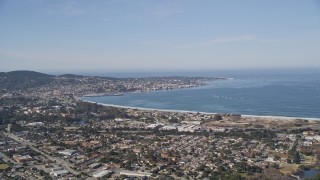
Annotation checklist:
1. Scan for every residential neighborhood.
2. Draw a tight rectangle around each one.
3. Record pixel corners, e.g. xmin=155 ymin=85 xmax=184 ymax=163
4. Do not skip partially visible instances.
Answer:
xmin=0 ymin=71 xmax=320 ymax=179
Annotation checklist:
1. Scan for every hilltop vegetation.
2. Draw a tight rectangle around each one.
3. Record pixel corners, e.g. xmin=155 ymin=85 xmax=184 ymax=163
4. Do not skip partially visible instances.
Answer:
xmin=0 ymin=70 xmax=54 ymax=90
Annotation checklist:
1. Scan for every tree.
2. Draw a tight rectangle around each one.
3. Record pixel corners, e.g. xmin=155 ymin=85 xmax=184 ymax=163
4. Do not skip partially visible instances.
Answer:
xmin=274 ymin=155 xmax=281 ymax=160
xmin=292 ymin=152 xmax=301 ymax=164
xmin=227 ymin=173 xmax=245 ymax=180
xmin=196 ymin=164 xmax=206 ymax=171
xmin=168 ymin=117 xmax=178 ymax=123
xmin=175 ymin=170 xmax=184 ymax=177
xmin=212 ymin=114 xmax=222 ymax=121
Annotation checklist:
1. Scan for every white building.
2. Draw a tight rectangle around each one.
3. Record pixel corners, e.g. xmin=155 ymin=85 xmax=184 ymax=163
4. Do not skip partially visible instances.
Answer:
xmin=181 ymin=121 xmax=201 ymax=125
xmin=305 ymin=135 xmax=320 ymax=141
xmin=146 ymin=123 xmax=163 ymax=129
xmin=27 ymin=122 xmax=44 ymax=126
xmin=51 ymin=169 xmax=69 ymax=177
xmin=119 ymin=170 xmax=152 ymax=177
xmin=58 ymin=149 xmax=77 ymax=156
xmin=160 ymin=125 xmax=177 ymax=130
xmin=93 ymin=170 xmax=113 ymax=178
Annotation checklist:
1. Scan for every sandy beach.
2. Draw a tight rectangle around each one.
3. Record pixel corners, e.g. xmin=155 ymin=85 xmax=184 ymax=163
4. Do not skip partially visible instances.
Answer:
xmin=80 ymin=98 xmax=320 ymax=122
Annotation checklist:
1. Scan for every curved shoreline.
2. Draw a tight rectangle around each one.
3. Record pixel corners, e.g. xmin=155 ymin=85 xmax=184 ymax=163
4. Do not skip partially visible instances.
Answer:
xmin=79 ymin=98 xmax=320 ymax=121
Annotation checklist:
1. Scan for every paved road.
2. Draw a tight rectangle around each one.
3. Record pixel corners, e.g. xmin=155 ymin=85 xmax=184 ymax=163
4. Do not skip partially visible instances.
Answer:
xmin=0 ymin=151 xmax=16 ymax=165
xmin=2 ymin=131 xmax=79 ymax=175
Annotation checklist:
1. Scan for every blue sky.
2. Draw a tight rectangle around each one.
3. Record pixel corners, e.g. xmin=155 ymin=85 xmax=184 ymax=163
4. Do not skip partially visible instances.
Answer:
xmin=0 ymin=0 xmax=320 ymax=72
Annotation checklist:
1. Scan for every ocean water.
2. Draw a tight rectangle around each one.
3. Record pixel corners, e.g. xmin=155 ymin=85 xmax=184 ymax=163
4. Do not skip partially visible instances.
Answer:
xmin=82 ymin=69 xmax=320 ymax=119
xmin=298 ymin=169 xmax=320 ymax=179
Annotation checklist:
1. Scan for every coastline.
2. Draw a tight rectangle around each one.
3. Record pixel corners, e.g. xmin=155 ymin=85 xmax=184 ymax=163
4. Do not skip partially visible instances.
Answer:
xmin=80 ymin=77 xmax=230 ymax=98
xmin=79 ymin=98 xmax=320 ymax=121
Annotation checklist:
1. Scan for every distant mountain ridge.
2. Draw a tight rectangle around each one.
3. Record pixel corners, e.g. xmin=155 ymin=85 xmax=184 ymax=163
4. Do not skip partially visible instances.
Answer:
xmin=0 ymin=70 xmax=54 ymax=90
xmin=0 ymin=70 xmax=119 ymax=91
xmin=0 ymin=70 xmax=53 ymax=78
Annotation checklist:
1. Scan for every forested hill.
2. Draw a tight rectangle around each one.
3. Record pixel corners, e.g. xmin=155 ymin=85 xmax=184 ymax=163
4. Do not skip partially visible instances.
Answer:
xmin=0 ymin=70 xmax=118 ymax=91
xmin=0 ymin=70 xmax=53 ymax=78
xmin=0 ymin=70 xmax=54 ymax=90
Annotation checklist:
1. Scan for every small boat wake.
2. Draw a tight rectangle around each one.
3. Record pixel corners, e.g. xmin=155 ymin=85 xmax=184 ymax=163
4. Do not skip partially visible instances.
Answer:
xmin=212 ymin=95 xmax=243 ymax=101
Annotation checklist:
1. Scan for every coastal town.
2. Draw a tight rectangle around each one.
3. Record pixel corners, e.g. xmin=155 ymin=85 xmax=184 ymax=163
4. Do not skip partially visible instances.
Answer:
xmin=0 ymin=71 xmax=320 ymax=180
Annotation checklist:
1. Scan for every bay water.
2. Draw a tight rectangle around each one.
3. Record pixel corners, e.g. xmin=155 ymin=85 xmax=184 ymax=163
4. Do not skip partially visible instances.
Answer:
xmin=82 ymin=69 xmax=320 ymax=119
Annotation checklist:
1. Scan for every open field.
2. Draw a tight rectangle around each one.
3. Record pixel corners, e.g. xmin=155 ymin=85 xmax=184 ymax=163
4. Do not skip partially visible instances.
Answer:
xmin=0 ymin=164 xmax=9 ymax=170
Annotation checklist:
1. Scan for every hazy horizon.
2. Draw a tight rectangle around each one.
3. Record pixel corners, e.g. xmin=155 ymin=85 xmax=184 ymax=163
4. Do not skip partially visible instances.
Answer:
xmin=2 ymin=67 xmax=320 ymax=79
